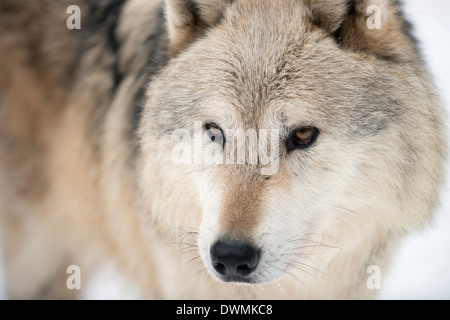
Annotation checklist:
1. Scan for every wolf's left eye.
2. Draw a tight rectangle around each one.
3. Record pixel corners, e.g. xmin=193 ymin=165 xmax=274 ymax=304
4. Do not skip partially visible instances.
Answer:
xmin=286 ymin=127 xmax=319 ymax=152
xmin=205 ymin=123 xmax=225 ymax=144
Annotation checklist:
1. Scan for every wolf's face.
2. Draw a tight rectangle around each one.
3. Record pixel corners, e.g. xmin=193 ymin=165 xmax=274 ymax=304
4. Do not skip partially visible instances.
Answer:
xmin=139 ymin=0 xmax=445 ymax=287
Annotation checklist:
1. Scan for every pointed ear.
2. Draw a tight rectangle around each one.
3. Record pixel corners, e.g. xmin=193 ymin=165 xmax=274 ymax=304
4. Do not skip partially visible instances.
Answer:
xmin=305 ymin=0 xmax=417 ymax=61
xmin=165 ymin=0 xmax=231 ymax=54
xmin=304 ymin=0 xmax=350 ymax=33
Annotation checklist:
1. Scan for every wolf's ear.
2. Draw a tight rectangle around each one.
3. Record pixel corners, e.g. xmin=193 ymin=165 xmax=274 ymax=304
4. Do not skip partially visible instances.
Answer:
xmin=305 ymin=0 xmax=417 ymax=60
xmin=165 ymin=0 xmax=230 ymax=54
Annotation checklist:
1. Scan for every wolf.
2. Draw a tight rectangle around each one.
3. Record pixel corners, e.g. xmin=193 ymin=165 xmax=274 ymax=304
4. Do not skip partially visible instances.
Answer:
xmin=0 ymin=0 xmax=447 ymax=299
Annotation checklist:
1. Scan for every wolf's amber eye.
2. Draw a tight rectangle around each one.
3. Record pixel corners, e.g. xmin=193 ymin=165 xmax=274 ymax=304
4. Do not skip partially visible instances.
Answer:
xmin=286 ymin=127 xmax=319 ymax=152
xmin=205 ymin=123 xmax=225 ymax=144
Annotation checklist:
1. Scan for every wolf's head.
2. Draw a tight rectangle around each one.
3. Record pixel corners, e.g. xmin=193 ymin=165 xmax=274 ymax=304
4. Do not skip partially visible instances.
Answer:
xmin=138 ymin=0 xmax=446 ymax=293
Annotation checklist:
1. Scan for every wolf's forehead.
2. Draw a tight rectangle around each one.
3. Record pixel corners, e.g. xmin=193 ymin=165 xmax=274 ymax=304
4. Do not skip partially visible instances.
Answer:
xmin=222 ymin=0 xmax=309 ymax=29
xmin=215 ymin=0 xmax=312 ymax=71
xmin=197 ymin=4 xmax=313 ymax=118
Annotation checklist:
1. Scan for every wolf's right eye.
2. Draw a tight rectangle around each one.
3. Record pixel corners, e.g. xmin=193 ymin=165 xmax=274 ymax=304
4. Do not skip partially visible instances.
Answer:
xmin=286 ymin=127 xmax=319 ymax=152
xmin=205 ymin=123 xmax=225 ymax=145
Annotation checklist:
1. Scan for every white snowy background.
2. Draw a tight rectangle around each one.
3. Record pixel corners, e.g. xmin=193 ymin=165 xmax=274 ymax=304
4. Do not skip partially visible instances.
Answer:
xmin=0 ymin=0 xmax=449 ymax=299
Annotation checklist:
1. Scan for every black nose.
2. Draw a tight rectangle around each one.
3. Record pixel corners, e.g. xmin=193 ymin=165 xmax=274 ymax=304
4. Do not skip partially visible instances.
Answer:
xmin=210 ymin=240 xmax=259 ymax=278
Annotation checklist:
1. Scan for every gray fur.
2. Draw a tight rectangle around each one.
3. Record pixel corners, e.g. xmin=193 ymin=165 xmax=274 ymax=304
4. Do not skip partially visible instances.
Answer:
xmin=0 ymin=0 xmax=446 ymax=299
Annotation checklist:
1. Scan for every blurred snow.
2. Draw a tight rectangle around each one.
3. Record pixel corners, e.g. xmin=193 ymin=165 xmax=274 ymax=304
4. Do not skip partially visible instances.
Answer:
xmin=81 ymin=263 xmax=142 ymax=300
xmin=0 ymin=236 xmax=4 ymax=299
xmin=0 ymin=0 xmax=449 ymax=300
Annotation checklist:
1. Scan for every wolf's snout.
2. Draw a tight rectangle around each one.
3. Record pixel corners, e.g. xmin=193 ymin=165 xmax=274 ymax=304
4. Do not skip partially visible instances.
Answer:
xmin=210 ymin=240 xmax=259 ymax=280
